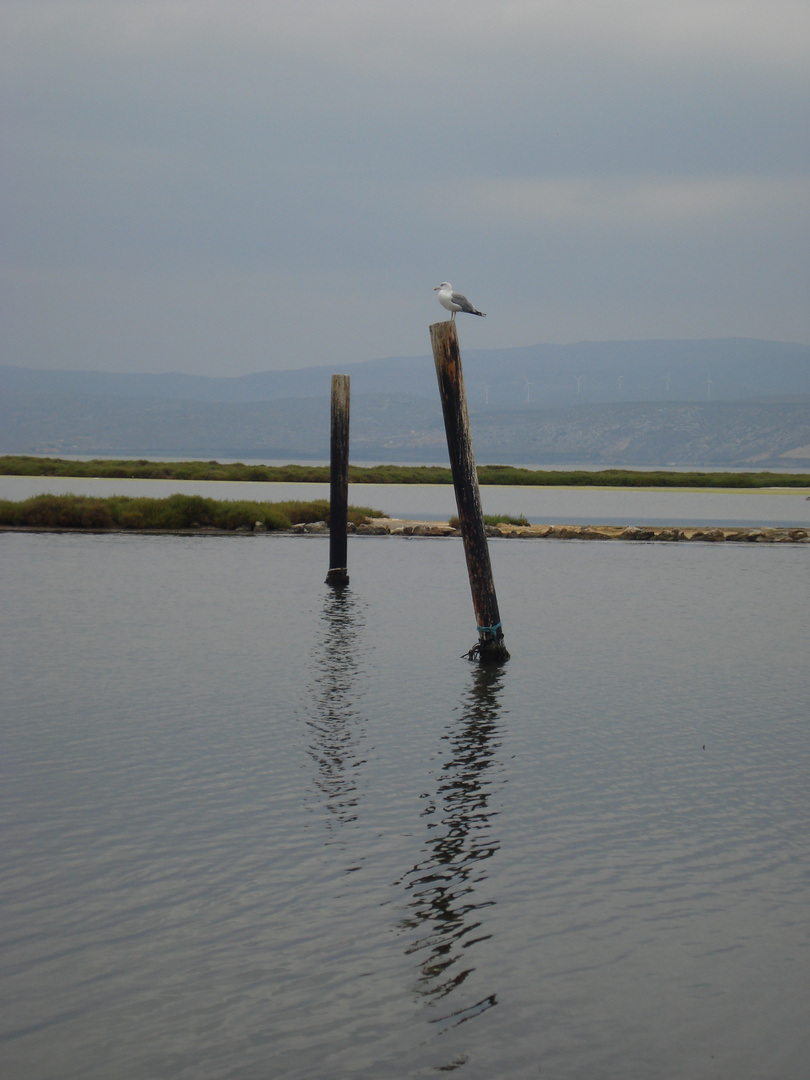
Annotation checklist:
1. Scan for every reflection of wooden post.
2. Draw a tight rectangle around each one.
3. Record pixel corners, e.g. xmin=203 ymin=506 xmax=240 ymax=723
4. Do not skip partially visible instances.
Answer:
xmin=326 ymin=375 xmax=350 ymax=587
xmin=430 ymin=321 xmax=509 ymax=662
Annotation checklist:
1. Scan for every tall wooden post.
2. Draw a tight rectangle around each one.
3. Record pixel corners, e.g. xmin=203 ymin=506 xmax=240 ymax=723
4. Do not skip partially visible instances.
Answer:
xmin=430 ymin=321 xmax=509 ymax=662
xmin=325 ymin=374 xmax=350 ymax=587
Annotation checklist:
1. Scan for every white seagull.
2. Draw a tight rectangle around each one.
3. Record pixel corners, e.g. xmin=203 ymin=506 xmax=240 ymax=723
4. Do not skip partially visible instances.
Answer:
xmin=434 ymin=282 xmax=486 ymax=321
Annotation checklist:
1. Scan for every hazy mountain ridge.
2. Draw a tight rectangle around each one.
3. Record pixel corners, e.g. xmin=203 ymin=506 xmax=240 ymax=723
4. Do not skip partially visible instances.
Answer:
xmin=4 ymin=338 xmax=808 ymax=405
xmin=462 ymin=401 xmax=810 ymax=466
xmin=2 ymin=339 xmax=809 ymax=465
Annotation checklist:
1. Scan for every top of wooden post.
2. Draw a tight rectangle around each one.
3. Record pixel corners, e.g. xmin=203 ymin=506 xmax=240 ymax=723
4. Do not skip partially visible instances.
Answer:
xmin=429 ymin=319 xmax=457 ymax=340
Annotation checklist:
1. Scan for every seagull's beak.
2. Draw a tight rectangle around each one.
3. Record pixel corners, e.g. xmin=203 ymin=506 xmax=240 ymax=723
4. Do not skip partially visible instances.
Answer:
xmin=433 ymin=285 xmax=440 ymax=291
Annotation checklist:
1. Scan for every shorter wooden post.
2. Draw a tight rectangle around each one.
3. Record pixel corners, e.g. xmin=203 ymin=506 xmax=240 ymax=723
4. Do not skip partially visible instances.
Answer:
xmin=430 ymin=321 xmax=509 ymax=662
xmin=326 ymin=374 xmax=350 ymax=587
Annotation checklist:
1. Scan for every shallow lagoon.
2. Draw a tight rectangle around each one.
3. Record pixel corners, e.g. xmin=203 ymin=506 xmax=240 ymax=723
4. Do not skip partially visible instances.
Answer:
xmin=2 ymin=532 xmax=809 ymax=1079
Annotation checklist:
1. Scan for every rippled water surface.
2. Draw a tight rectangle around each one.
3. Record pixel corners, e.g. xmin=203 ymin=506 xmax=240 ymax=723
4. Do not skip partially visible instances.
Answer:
xmin=2 ymin=533 xmax=809 ymax=1079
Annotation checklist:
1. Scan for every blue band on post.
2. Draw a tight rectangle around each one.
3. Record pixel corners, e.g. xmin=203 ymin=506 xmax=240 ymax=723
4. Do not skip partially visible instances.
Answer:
xmin=476 ymin=620 xmax=502 ymax=638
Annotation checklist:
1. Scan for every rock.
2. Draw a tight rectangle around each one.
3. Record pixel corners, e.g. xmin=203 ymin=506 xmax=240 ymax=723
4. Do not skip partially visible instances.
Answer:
xmin=655 ymin=529 xmax=684 ymax=541
xmin=619 ymin=526 xmax=656 ymax=541
xmin=355 ymin=522 xmax=390 ymax=535
xmin=576 ymin=527 xmax=614 ymax=540
xmin=725 ymin=528 xmax=782 ymax=542
xmin=524 ymin=525 xmax=553 ymax=538
xmin=688 ymin=529 xmax=725 ymax=542
xmin=293 ymin=520 xmax=328 ymax=533
xmin=409 ymin=523 xmax=450 ymax=536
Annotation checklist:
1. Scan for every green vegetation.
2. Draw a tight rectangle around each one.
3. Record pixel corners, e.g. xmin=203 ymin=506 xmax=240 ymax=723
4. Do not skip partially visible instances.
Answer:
xmin=475 ymin=465 xmax=810 ymax=489
xmin=0 ymin=493 xmax=382 ymax=532
xmin=1 ymin=455 xmax=809 ymax=489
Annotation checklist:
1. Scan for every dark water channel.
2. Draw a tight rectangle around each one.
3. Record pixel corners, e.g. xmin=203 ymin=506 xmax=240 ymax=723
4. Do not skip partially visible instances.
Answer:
xmin=2 ymin=532 xmax=808 ymax=1078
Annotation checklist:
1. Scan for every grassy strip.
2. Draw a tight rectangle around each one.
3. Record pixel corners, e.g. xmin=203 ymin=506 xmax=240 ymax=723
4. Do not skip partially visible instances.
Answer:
xmin=0 ymin=493 xmax=382 ymax=532
xmin=476 ymin=465 xmax=810 ymax=489
xmin=1 ymin=455 xmax=809 ymax=488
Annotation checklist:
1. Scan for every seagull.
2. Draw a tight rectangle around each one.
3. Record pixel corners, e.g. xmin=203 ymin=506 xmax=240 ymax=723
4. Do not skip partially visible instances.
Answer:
xmin=434 ymin=282 xmax=486 ymax=321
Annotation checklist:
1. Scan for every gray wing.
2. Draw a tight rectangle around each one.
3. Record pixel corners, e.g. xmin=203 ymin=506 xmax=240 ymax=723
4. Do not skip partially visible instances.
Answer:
xmin=451 ymin=291 xmax=477 ymax=313
xmin=451 ymin=291 xmax=485 ymax=316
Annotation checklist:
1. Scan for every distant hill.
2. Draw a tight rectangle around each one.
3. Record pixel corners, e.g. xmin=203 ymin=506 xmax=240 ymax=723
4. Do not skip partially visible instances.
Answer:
xmin=3 ymin=337 xmax=808 ymax=404
xmin=2 ymin=338 xmax=809 ymax=466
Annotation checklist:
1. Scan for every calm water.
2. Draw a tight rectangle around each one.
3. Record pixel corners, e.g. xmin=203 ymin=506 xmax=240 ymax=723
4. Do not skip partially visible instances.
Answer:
xmin=2 ymin=533 xmax=809 ymax=1079
xmin=2 ymin=475 xmax=810 ymax=527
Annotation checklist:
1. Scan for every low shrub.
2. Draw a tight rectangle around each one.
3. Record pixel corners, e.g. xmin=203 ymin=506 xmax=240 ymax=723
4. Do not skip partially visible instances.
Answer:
xmin=2 ymin=494 xmax=115 ymax=529
xmin=0 ymin=494 xmax=384 ymax=531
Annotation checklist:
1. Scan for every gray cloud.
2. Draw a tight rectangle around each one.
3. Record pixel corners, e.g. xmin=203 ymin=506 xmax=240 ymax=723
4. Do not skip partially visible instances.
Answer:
xmin=2 ymin=0 xmax=808 ymax=374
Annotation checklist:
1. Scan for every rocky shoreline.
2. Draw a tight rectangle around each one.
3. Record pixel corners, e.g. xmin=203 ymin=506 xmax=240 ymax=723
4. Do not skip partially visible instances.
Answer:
xmin=3 ymin=521 xmax=808 ymax=543
xmin=295 ymin=519 xmax=809 ymax=544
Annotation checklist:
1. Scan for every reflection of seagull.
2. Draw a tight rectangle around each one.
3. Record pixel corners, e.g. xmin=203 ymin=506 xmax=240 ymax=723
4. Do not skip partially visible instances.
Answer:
xmin=434 ymin=282 xmax=486 ymax=321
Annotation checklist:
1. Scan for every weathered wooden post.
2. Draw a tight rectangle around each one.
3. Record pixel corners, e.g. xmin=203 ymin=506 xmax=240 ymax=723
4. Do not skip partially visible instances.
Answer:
xmin=430 ymin=321 xmax=509 ymax=662
xmin=325 ymin=374 xmax=350 ymax=587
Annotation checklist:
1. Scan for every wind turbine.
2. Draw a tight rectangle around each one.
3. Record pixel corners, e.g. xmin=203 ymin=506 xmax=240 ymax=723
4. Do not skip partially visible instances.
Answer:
xmin=707 ymin=373 xmax=713 ymax=400
xmin=483 ymin=384 xmax=490 ymax=406
xmin=576 ymin=375 xmax=584 ymax=394
xmin=662 ymin=371 xmax=672 ymax=394
xmin=617 ymin=375 xmax=624 ymax=391
xmin=524 ymin=381 xmax=533 ymax=403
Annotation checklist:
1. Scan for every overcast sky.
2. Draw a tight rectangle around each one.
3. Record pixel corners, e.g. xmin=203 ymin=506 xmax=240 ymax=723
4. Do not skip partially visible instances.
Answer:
xmin=3 ymin=0 xmax=809 ymax=377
